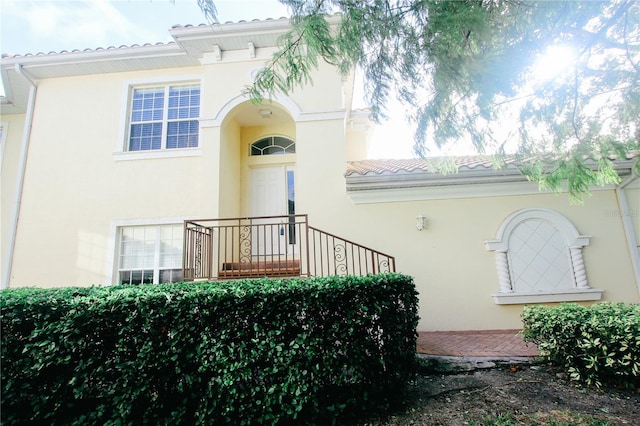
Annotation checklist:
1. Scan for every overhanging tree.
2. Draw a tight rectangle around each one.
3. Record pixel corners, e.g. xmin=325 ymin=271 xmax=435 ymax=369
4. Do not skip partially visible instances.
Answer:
xmin=201 ymin=0 xmax=639 ymax=200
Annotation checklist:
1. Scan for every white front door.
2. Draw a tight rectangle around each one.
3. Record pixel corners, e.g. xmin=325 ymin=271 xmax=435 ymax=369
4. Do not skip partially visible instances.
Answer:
xmin=250 ymin=166 xmax=295 ymax=256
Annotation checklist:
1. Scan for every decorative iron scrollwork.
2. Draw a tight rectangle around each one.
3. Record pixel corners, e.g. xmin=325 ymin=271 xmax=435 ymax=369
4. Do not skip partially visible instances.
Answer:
xmin=333 ymin=243 xmax=348 ymax=275
xmin=378 ymin=258 xmax=391 ymax=273
xmin=239 ymin=225 xmax=251 ymax=263
xmin=194 ymin=229 xmax=203 ymax=277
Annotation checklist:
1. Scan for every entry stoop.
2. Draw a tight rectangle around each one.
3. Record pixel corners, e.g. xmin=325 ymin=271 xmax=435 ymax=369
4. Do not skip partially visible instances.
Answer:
xmin=218 ymin=259 xmax=301 ymax=278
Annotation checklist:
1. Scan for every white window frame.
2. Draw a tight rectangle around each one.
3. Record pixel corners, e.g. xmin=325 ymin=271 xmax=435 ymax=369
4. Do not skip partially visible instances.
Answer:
xmin=107 ymin=217 xmax=196 ymax=285
xmin=485 ymin=208 xmax=603 ymax=304
xmin=250 ymin=136 xmax=296 ymax=156
xmin=116 ymin=224 xmax=183 ymax=285
xmin=114 ymin=76 xmax=202 ymax=161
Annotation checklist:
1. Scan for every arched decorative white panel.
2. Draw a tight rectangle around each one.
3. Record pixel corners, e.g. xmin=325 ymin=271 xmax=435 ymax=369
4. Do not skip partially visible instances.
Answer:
xmin=485 ymin=208 xmax=603 ymax=304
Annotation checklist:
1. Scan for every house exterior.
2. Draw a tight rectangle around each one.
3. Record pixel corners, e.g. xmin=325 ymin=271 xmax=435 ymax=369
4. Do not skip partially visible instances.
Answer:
xmin=2 ymin=17 xmax=639 ymax=331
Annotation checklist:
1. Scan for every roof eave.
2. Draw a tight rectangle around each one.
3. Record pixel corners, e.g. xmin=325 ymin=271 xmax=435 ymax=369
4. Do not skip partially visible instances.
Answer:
xmin=346 ymin=168 xmax=526 ymax=192
xmin=170 ymin=18 xmax=293 ymax=40
xmin=1 ymin=43 xmax=188 ymax=72
xmin=0 ymin=43 xmax=196 ymax=114
xmin=345 ymin=158 xmax=638 ymax=193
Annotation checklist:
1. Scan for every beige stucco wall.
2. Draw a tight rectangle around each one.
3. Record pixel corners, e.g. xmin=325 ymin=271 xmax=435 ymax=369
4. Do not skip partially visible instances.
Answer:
xmin=345 ymin=123 xmax=370 ymax=161
xmin=1 ymin=114 xmax=25 ymax=284
xmin=8 ymin=69 xmax=210 ymax=286
xmin=623 ymin=184 xmax=639 ymax=244
xmin=3 ymin=47 xmax=638 ymax=331
xmin=330 ymin=190 xmax=640 ymax=330
xmin=218 ymin=119 xmax=241 ymax=218
xmin=270 ymin=123 xmax=639 ymax=330
xmin=6 ymin=54 xmax=348 ymax=287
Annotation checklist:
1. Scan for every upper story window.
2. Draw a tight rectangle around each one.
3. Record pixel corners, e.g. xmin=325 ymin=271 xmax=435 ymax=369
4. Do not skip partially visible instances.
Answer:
xmin=127 ymin=84 xmax=200 ymax=151
xmin=250 ymin=136 xmax=295 ymax=156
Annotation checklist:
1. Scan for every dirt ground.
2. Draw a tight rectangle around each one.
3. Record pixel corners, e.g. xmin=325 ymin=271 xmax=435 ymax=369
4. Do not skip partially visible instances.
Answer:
xmin=368 ymin=363 xmax=640 ymax=425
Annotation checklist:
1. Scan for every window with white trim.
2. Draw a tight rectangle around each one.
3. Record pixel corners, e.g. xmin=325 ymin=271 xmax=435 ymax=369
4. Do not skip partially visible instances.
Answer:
xmin=118 ymin=224 xmax=183 ymax=285
xmin=250 ymin=136 xmax=295 ymax=156
xmin=127 ymin=84 xmax=200 ymax=151
xmin=485 ymin=208 xmax=603 ymax=304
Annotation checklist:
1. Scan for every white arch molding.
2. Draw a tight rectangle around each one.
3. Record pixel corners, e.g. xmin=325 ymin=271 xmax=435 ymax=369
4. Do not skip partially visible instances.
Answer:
xmin=199 ymin=93 xmax=346 ymax=128
xmin=485 ymin=208 xmax=603 ymax=304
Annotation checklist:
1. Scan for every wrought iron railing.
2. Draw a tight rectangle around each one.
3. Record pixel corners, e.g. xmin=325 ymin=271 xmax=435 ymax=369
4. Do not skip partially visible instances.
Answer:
xmin=183 ymin=214 xmax=395 ymax=281
xmin=307 ymin=226 xmax=396 ymax=276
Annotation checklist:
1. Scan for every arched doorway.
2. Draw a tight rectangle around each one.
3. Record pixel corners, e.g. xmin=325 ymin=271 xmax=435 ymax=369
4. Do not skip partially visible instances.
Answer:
xmin=216 ymin=100 xmax=298 ymax=263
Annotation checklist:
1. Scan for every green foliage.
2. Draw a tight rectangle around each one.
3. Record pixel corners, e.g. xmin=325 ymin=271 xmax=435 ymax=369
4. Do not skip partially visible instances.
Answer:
xmin=205 ymin=0 xmax=640 ymax=201
xmin=522 ymin=303 xmax=640 ymax=388
xmin=197 ymin=0 xmax=217 ymax=24
xmin=0 ymin=274 xmax=419 ymax=425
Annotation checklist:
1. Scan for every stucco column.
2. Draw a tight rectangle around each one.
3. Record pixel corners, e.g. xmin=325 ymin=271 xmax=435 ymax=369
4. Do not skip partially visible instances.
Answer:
xmin=495 ymin=250 xmax=513 ymax=293
xmin=570 ymin=247 xmax=589 ymax=289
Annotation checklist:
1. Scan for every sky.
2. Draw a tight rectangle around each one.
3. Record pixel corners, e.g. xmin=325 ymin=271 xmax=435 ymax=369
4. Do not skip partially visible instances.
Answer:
xmin=0 ymin=0 xmax=417 ymax=158
xmin=1 ymin=1 xmax=290 ymax=55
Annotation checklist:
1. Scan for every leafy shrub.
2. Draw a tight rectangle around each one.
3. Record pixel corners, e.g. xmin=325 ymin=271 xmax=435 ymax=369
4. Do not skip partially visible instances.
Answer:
xmin=522 ymin=302 xmax=640 ymax=388
xmin=0 ymin=273 xmax=419 ymax=425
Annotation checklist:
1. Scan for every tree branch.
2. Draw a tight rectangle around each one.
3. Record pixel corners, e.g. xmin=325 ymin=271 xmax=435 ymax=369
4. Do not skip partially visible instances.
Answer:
xmin=623 ymin=7 xmax=640 ymax=73
xmin=426 ymin=380 xmax=544 ymax=398
xmin=578 ymin=0 xmax=635 ymax=56
xmin=571 ymin=65 xmax=582 ymax=143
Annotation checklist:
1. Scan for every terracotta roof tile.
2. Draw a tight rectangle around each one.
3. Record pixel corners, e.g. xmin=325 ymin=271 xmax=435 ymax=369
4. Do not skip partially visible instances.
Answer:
xmin=170 ymin=17 xmax=288 ymax=28
xmin=346 ymin=153 xmax=638 ymax=176
xmin=3 ymin=17 xmax=290 ymax=59
xmin=2 ymin=41 xmax=177 ymax=59
xmin=346 ymin=156 xmax=518 ymax=176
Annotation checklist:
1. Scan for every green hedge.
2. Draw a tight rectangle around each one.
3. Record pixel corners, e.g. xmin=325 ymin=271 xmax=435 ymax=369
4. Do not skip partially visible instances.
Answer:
xmin=522 ymin=302 xmax=640 ymax=388
xmin=1 ymin=273 xmax=419 ymax=425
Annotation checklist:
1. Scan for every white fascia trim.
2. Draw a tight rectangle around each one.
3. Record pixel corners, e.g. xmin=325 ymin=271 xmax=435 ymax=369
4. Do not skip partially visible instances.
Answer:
xmin=170 ymin=19 xmax=296 ymax=59
xmin=105 ymin=216 xmax=200 ymax=286
xmin=347 ymin=180 xmax=544 ymax=203
xmin=170 ymin=16 xmax=340 ymax=42
xmin=347 ymin=168 xmax=524 ymax=188
xmin=170 ymin=19 xmax=292 ymax=40
xmin=492 ymin=288 xmax=604 ymax=305
xmin=2 ymin=44 xmax=187 ymax=69
xmin=346 ymin=160 xmax=636 ymax=204
xmin=346 ymin=173 xmax=621 ymax=204
xmin=0 ymin=66 xmax=14 ymax=103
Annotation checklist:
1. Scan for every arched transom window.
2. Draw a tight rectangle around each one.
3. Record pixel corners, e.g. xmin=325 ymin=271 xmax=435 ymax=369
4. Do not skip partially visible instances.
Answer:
xmin=485 ymin=208 xmax=603 ymax=304
xmin=250 ymin=136 xmax=295 ymax=156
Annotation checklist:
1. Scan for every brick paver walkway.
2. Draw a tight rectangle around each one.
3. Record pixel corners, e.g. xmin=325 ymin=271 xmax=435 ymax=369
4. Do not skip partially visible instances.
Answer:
xmin=417 ymin=329 xmax=539 ymax=357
